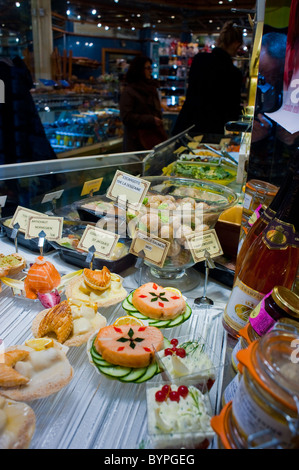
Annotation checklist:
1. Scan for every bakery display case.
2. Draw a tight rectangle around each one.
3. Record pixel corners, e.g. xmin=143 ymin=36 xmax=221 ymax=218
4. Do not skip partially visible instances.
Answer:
xmin=34 ymin=93 xmax=123 ymax=158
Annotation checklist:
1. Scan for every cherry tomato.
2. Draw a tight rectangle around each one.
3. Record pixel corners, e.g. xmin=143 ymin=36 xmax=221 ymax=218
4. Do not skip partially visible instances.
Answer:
xmin=170 ymin=338 xmax=179 ymax=347
xmin=161 ymin=384 xmax=171 ymax=396
xmin=177 ymin=385 xmax=188 ymax=398
xmin=164 ymin=348 xmax=173 ymax=356
xmin=155 ymin=390 xmax=166 ymax=402
xmin=176 ymin=348 xmax=186 ymax=358
xmin=169 ymin=391 xmax=180 ymax=402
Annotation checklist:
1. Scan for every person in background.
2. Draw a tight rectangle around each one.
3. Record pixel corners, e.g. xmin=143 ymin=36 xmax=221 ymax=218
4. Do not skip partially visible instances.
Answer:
xmin=119 ymin=55 xmax=167 ymax=152
xmin=172 ymin=21 xmax=244 ymax=136
xmin=247 ymin=31 xmax=299 ymax=185
xmin=0 ymin=55 xmax=57 ymax=164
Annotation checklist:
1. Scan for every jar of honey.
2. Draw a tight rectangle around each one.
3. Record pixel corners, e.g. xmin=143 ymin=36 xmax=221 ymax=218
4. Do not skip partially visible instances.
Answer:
xmin=212 ymin=329 xmax=299 ymax=449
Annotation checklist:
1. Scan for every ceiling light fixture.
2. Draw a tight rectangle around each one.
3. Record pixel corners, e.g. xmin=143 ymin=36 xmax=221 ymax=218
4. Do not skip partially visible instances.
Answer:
xmin=15 ymin=2 xmax=21 ymax=7
xmin=91 ymin=9 xmax=97 ymax=15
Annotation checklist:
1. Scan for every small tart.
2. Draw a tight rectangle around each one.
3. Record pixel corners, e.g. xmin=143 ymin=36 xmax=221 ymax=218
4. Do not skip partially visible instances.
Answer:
xmin=0 ymin=253 xmax=26 ymax=277
xmin=65 ymin=272 xmax=127 ymax=308
xmin=0 ymin=341 xmax=73 ymax=401
xmin=0 ymin=396 xmax=36 ymax=449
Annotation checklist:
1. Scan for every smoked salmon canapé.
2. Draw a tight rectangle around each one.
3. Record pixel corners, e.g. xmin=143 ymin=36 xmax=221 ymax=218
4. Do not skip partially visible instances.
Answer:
xmin=94 ymin=325 xmax=164 ymax=368
xmin=24 ymin=256 xmax=61 ymax=300
xmin=131 ymin=283 xmax=186 ymax=321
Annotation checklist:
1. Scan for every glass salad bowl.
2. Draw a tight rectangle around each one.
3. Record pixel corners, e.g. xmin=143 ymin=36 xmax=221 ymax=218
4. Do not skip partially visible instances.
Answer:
xmin=127 ymin=176 xmax=237 ymax=291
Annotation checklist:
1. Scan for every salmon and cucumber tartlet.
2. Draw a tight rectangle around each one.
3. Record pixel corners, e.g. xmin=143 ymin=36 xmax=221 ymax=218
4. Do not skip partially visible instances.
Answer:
xmin=122 ymin=283 xmax=192 ymax=328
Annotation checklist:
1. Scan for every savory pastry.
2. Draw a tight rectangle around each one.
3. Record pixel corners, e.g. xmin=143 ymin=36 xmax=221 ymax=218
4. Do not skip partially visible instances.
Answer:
xmin=65 ymin=266 xmax=127 ymax=308
xmin=24 ymin=256 xmax=61 ymax=299
xmin=0 ymin=396 xmax=36 ymax=449
xmin=83 ymin=266 xmax=111 ymax=290
xmin=32 ymin=299 xmax=107 ymax=347
xmin=132 ymin=282 xmax=186 ymax=320
xmin=35 ymin=300 xmax=73 ymax=344
xmin=94 ymin=324 xmax=164 ymax=368
xmin=0 ymin=340 xmax=73 ymax=401
xmin=0 ymin=253 xmax=26 ymax=277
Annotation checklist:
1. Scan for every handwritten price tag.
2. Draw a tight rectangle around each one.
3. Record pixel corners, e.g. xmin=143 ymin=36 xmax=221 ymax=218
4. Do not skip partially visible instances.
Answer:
xmin=106 ymin=171 xmax=150 ymax=210
xmin=186 ymin=229 xmax=223 ymax=263
xmin=77 ymin=225 xmax=119 ymax=259
xmin=129 ymin=230 xmax=170 ymax=268
xmin=25 ymin=216 xmax=63 ymax=240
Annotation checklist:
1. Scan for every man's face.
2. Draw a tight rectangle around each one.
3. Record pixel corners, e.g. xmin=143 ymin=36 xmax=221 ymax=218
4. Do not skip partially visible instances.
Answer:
xmin=259 ymin=47 xmax=283 ymax=87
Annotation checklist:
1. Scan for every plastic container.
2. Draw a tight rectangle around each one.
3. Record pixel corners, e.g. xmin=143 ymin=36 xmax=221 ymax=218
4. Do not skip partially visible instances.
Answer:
xmin=231 ymin=322 xmax=257 ymax=372
xmin=146 ymin=378 xmax=214 ymax=449
xmin=213 ymin=330 xmax=299 ymax=449
xmin=157 ymin=334 xmax=225 ymax=391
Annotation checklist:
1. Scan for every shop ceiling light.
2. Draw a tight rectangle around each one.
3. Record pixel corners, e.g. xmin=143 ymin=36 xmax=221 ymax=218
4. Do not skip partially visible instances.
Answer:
xmin=15 ymin=2 xmax=21 ymax=7
xmin=92 ymin=9 xmax=97 ymax=15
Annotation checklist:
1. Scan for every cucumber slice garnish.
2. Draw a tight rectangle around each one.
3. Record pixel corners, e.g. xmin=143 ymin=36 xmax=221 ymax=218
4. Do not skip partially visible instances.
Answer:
xmin=183 ymin=304 xmax=192 ymax=320
xmin=122 ymin=298 xmax=140 ymax=312
xmin=134 ymin=362 xmax=159 ymax=383
xmin=119 ymin=366 xmax=148 ymax=383
xmin=148 ymin=319 xmax=171 ymax=328
xmin=97 ymin=364 xmax=132 ymax=378
xmin=127 ymin=310 xmax=148 ymax=320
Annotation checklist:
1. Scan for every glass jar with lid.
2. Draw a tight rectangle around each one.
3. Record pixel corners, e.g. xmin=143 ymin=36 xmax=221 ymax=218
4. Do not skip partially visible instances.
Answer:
xmin=212 ymin=329 xmax=299 ymax=449
xmin=231 ymin=287 xmax=299 ymax=371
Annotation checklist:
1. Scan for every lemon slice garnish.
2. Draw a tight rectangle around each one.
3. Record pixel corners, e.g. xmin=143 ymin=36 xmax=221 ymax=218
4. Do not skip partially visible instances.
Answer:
xmin=171 ymin=354 xmax=190 ymax=377
xmin=164 ymin=287 xmax=182 ymax=297
xmin=0 ymin=277 xmax=24 ymax=289
xmin=25 ymin=338 xmax=54 ymax=351
xmin=113 ymin=316 xmax=144 ymax=327
xmin=58 ymin=269 xmax=84 ymax=288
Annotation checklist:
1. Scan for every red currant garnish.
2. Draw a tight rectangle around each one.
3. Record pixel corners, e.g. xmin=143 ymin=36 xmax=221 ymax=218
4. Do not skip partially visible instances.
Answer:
xmin=176 ymin=348 xmax=186 ymax=358
xmin=177 ymin=385 xmax=188 ymax=398
xmin=155 ymin=390 xmax=166 ymax=402
xmin=161 ymin=384 xmax=171 ymax=396
xmin=170 ymin=338 xmax=179 ymax=347
xmin=169 ymin=391 xmax=180 ymax=402
xmin=164 ymin=348 xmax=173 ymax=356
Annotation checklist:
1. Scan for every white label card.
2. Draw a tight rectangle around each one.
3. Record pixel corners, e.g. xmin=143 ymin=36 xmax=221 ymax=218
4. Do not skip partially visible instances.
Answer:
xmin=186 ymin=229 xmax=223 ymax=263
xmin=129 ymin=230 xmax=170 ymax=268
xmin=25 ymin=216 xmax=64 ymax=240
xmin=77 ymin=225 xmax=120 ymax=258
xmin=9 ymin=206 xmax=47 ymax=233
xmin=0 ymin=196 xmax=7 ymax=208
xmin=41 ymin=190 xmax=64 ymax=204
xmin=106 ymin=170 xmax=150 ymax=210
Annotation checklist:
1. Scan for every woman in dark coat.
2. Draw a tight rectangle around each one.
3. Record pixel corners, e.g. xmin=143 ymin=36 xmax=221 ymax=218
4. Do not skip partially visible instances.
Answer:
xmin=172 ymin=21 xmax=244 ymax=136
xmin=119 ymin=56 xmax=167 ymax=151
